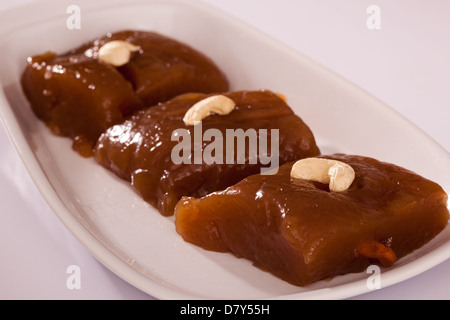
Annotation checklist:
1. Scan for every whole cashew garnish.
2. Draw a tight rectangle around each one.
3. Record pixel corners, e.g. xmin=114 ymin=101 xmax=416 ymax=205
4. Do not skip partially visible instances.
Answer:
xmin=98 ymin=40 xmax=140 ymax=67
xmin=183 ymin=95 xmax=236 ymax=126
xmin=290 ymin=158 xmax=355 ymax=192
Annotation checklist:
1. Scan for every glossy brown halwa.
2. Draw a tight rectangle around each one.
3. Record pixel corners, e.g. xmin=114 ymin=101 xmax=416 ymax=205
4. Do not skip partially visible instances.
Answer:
xmin=20 ymin=28 xmax=449 ymax=288
xmin=21 ymin=30 xmax=229 ymax=154
xmin=175 ymin=154 xmax=449 ymax=286
xmin=94 ymin=90 xmax=321 ymax=216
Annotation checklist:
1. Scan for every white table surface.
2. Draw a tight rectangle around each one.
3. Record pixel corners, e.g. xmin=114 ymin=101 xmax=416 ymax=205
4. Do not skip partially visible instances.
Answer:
xmin=0 ymin=0 xmax=449 ymax=300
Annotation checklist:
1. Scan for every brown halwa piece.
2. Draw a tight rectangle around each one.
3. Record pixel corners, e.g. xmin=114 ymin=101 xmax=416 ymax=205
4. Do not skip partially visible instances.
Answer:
xmin=20 ymin=30 xmax=229 ymax=151
xmin=174 ymin=154 xmax=449 ymax=286
xmin=21 ymin=50 xmax=140 ymax=144
xmin=110 ymin=31 xmax=229 ymax=106
xmin=94 ymin=90 xmax=320 ymax=216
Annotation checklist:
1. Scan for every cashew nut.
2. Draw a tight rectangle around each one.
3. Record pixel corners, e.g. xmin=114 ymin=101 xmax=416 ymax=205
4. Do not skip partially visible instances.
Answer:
xmin=183 ymin=95 xmax=236 ymax=126
xmin=97 ymin=40 xmax=140 ymax=67
xmin=290 ymin=157 xmax=355 ymax=192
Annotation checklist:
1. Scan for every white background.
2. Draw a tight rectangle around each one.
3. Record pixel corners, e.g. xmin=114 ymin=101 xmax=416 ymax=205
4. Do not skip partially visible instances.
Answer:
xmin=0 ymin=0 xmax=449 ymax=299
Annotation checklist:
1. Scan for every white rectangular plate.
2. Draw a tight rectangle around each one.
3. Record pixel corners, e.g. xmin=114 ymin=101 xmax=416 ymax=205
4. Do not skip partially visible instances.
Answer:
xmin=0 ymin=0 xmax=449 ymax=300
